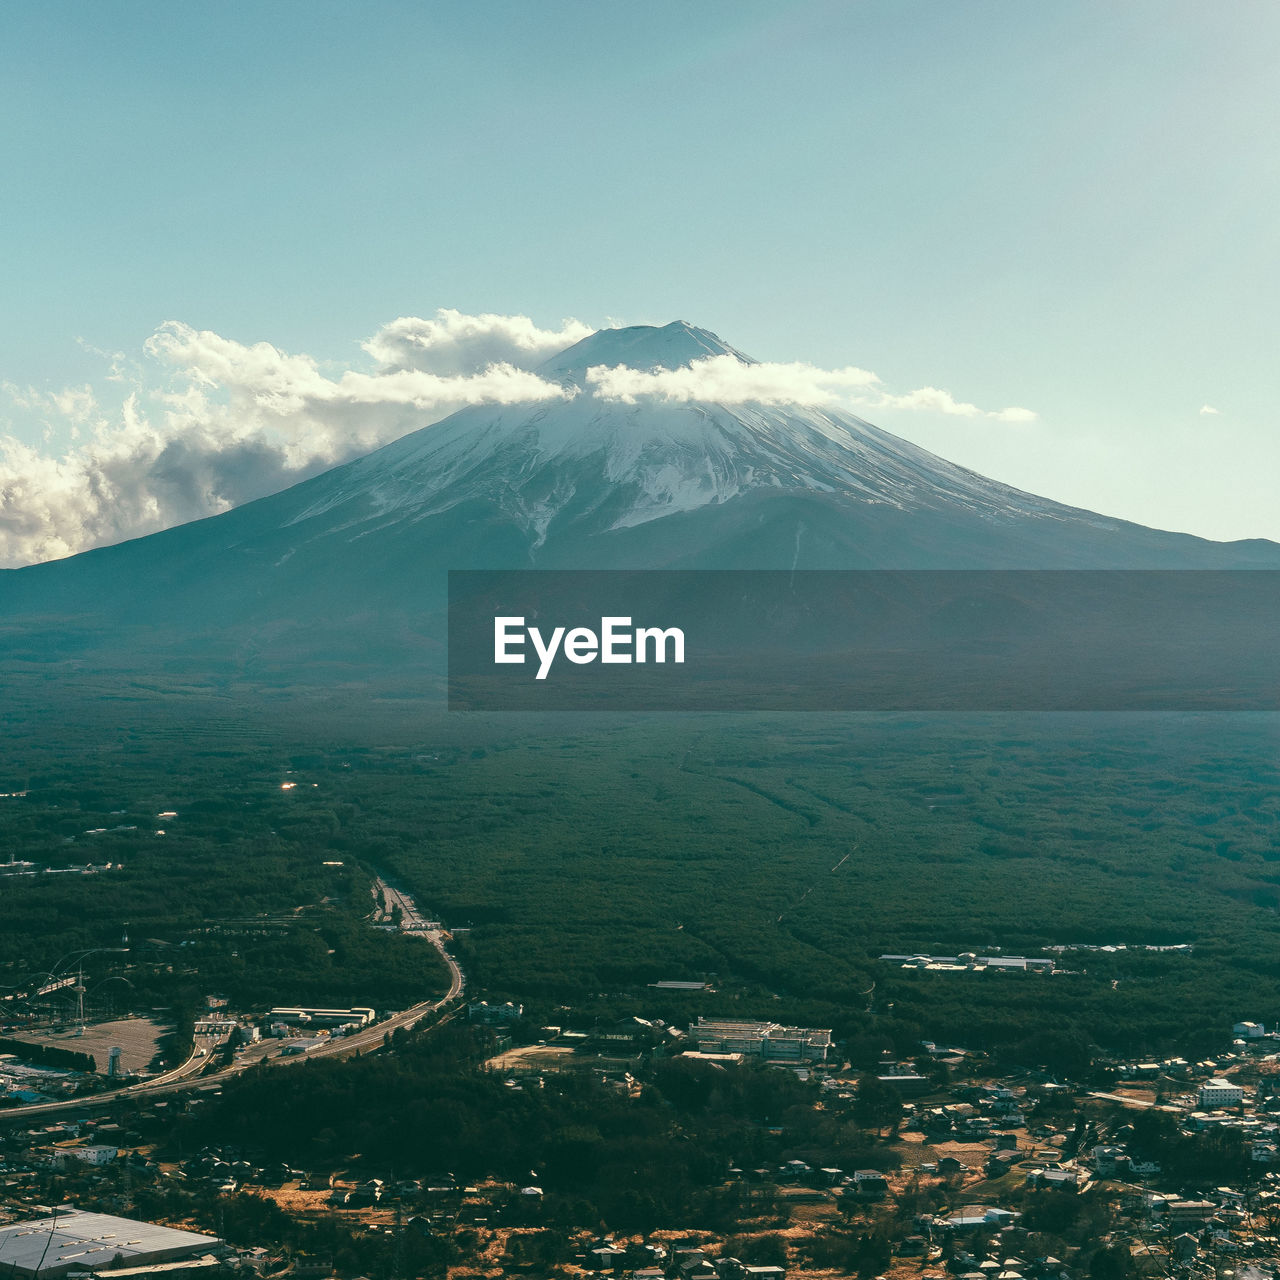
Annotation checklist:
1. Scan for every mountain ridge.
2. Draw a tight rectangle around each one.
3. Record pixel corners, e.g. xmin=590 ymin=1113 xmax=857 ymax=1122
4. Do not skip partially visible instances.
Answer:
xmin=1 ymin=321 xmax=1276 ymax=678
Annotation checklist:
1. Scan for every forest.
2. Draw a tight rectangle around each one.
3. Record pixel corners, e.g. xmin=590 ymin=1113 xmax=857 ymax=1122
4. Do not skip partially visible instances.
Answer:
xmin=181 ymin=1021 xmax=874 ymax=1234
xmin=1 ymin=670 xmax=1280 ymax=1060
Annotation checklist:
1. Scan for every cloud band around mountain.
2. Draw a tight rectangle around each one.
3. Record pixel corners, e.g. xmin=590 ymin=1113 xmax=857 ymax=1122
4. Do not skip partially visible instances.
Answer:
xmin=584 ymin=354 xmax=881 ymax=405
xmin=0 ymin=310 xmax=1036 ymax=568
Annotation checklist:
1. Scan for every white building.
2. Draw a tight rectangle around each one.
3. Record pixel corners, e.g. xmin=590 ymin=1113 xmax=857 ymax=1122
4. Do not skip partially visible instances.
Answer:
xmin=1233 ymin=1021 xmax=1266 ymax=1039
xmin=55 ymin=1145 xmax=117 ymax=1168
xmin=0 ymin=1209 xmax=219 ymax=1279
xmin=691 ymin=1017 xmax=831 ymax=1062
xmin=1198 ymin=1078 xmax=1245 ymax=1108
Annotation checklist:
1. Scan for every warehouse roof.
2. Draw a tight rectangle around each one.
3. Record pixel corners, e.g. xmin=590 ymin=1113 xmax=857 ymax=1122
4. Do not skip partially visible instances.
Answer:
xmin=0 ymin=1209 xmax=220 ymax=1279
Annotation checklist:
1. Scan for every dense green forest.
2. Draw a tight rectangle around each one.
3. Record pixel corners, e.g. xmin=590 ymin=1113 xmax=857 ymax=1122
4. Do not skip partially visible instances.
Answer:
xmin=181 ymin=1022 xmax=860 ymax=1234
xmin=2 ymin=675 xmax=1280 ymax=1059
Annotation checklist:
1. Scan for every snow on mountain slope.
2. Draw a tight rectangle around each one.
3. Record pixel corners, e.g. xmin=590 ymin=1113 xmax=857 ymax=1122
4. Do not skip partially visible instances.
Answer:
xmin=279 ymin=321 xmax=1115 ymax=549
xmin=3 ymin=320 xmax=1278 ymax=658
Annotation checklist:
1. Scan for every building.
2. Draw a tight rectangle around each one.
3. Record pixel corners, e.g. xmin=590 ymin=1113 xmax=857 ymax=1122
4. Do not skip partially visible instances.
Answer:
xmin=942 ymin=1206 xmax=1019 ymax=1231
xmin=468 ymin=1000 xmax=524 ymax=1025
xmin=880 ymin=953 xmax=1054 ymax=974
xmin=1027 ymin=1166 xmax=1089 ymax=1192
xmin=1198 ymin=1078 xmax=1245 ymax=1108
xmin=55 ymin=1144 xmax=118 ymax=1168
xmin=266 ymin=1006 xmax=373 ymax=1027
xmin=1163 ymin=1199 xmax=1217 ymax=1227
xmin=279 ymin=1039 xmax=324 ymax=1056
xmin=1233 ymin=1021 xmax=1266 ymax=1039
xmin=849 ymin=1170 xmax=889 ymax=1198
xmin=691 ymin=1018 xmax=831 ymax=1062
xmin=0 ymin=1210 xmax=220 ymax=1280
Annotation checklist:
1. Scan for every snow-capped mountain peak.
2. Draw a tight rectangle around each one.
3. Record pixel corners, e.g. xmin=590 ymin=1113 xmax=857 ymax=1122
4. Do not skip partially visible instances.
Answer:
xmin=291 ymin=321 xmax=1059 ymax=544
xmin=5 ymin=320 xmax=1277 ymax=656
xmin=536 ymin=320 xmax=754 ymax=386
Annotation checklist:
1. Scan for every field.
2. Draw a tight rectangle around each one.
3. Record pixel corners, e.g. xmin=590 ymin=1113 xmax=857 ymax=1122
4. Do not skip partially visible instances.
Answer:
xmin=2 ymin=672 xmax=1280 ymax=1057
xmin=8 ymin=1015 xmax=169 ymax=1074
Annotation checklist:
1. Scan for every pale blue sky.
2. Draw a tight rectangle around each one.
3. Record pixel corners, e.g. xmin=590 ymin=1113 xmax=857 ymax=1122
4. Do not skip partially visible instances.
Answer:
xmin=2 ymin=0 xmax=1278 ymax=555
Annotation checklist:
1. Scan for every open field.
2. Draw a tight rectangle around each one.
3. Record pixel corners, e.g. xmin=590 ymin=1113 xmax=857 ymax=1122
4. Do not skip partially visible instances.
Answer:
xmin=484 ymin=1043 xmax=577 ymax=1071
xmin=8 ymin=1015 xmax=168 ymax=1074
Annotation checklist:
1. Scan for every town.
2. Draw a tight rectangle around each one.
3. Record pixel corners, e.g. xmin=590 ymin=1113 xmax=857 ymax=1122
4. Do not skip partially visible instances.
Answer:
xmin=5 ymin=980 xmax=1280 ymax=1280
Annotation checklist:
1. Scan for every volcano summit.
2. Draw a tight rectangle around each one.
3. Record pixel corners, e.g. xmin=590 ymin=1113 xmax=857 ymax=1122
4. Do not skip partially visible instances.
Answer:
xmin=2 ymin=321 xmax=1277 ymax=677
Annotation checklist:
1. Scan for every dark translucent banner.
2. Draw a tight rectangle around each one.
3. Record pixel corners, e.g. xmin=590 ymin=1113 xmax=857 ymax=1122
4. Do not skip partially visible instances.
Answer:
xmin=447 ymin=570 xmax=1280 ymax=711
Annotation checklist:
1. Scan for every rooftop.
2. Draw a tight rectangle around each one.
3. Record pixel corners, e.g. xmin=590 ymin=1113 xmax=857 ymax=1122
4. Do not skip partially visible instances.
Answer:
xmin=0 ymin=1209 xmax=220 ymax=1279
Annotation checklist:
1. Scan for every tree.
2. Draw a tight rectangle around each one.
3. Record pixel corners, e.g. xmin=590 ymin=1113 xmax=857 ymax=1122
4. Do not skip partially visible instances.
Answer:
xmin=1088 ymin=1241 xmax=1133 ymax=1280
xmin=853 ymin=1074 xmax=902 ymax=1136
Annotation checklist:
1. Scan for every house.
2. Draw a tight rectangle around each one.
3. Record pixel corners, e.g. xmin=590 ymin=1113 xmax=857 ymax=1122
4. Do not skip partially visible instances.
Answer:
xmin=627 ymin=1243 xmax=666 ymax=1267
xmin=347 ymin=1179 xmax=383 ymax=1206
xmin=675 ymin=1251 xmax=717 ymax=1280
xmin=1026 ymin=1166 xmax=1088 ymax=1192
xmin=985 ymin=1086 xmax=1023 ymax=1112
xmin=850 ymin=1170 xmax=889 ymax=1198
xmin=586 ymin=1246 xmax=627 ymax=1272
xmin=943 ymin=1206 xmax=1020 ymax=1230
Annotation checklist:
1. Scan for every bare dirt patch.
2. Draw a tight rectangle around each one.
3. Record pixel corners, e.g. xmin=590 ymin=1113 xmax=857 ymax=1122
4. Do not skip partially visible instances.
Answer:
xmin=484 ymin=1043 xmax=576 ymax=1071
xmin=9 ymin=1015 xmax=169 ymax=1074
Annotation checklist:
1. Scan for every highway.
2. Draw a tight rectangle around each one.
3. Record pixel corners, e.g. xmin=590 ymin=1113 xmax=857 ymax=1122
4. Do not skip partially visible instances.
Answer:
xmin=0 ymin=876 xmax=463 ymax=1122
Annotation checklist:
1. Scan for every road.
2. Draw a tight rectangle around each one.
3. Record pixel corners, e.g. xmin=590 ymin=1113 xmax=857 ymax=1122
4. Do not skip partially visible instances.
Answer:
xmin=0 ymin=876 xmax=463 ymax=1122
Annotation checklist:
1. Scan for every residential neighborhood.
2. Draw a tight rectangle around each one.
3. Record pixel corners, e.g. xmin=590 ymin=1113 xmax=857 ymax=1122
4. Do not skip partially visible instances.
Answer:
xmin=7 ymin=1005 xmax=1280 ymax=1280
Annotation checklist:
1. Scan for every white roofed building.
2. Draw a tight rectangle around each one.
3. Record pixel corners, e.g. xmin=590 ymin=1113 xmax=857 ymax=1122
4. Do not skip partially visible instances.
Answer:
xmin=0 ymin=1210 xmax=221 ymax=1280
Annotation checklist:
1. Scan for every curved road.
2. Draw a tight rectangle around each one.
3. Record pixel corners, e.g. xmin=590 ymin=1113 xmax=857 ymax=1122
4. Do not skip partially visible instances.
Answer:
xmin=0 ymin=877 xmax=463 ymax=1122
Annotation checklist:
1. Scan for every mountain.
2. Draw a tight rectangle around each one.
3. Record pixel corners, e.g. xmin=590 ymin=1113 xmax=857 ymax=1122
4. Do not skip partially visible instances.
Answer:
xmin=2 ymin=320 xmax=1277 ymax=679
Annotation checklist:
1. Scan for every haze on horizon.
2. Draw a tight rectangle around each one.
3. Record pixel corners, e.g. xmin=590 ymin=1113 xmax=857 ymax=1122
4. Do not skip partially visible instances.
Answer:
xmin=1 ymin=0 xmax=1277 ymax=561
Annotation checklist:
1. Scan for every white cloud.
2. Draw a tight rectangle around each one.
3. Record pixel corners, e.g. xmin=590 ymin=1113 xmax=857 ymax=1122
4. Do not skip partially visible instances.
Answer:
xmin=874 ymin=385 xmax=1037 ymax=423
xmin=0 ymin=313 xmax=1039 ymax=568
xmin=586 ymin=354 xmax=881 ymax=405
xmin=0 ymin=315 xmax=578 ymax=568
xmin=361 ymin=308 xmax=593 ymax=375
xmin=585 ymin=355 xmax=1036 ymax=424
xmin=1200 ymin=403 xmax=1220 ymax=415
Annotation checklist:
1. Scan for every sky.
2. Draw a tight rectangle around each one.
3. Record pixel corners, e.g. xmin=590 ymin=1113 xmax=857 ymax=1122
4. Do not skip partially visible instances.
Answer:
xmin=1 ymin=0 xmax=1278 ymax=564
